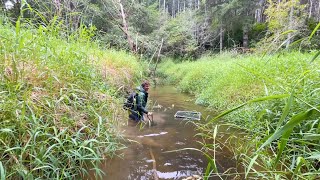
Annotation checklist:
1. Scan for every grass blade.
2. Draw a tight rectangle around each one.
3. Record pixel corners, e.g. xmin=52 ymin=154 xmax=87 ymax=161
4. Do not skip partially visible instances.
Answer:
xmin=276 ymin=92 xmax=294 ymax=129
xmin=293 ymin=157 xmax=305 ymax=178
xmin=274 ymin=129 xmax=292 ymax=168
xmin=306 ymin=153 xmax=320 ymax=159
xmin=0 ymin=161 xmax=5 ymax=180
xmin=204 ymin=163 xmax=212 ymax=180
xmin=207 ymin=94 xmax=289 ymax=124
xmin=308 ymin=22 xmax=320 ymax=40
xmin=310 ymin=51 xmax=320 ymax=63
xmin=245 ymin=154 xmax=259 ymax=179
xmin=258 ymin=107 xmax=320 ymax=152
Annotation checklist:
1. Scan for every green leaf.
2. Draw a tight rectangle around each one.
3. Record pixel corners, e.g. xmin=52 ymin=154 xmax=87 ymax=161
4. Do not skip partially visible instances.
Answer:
xmin=43 ymin=144 xmax=59 ymax=158
xmin=15 ymin=17 xmax=21 ymax=36
xmin=207 ymin=94 xmax=289 ymax=124
xmin=293 ymin=157 xmax=305 ymax=176
xmin=309 ymin=22 xmax=320 ymax=40
xmin=303 ymin=134 xmax=320 ymax=140
xmin=289 ymin=38 xmax=305 ymax=47
xmin=4 ymin=147 xmax=22 ymax=153
xmin=275 ymin=36 xmax=294 ymax=52
xmin=274 ymin=129 xmax=292 ymax=168
xmin=206 ymin=102 xmax=246 ymax=124
xmin=31 ymin=165 xmax=52 ymax=172
xmin=0 ymin=161 xmax=5 ymax=180
xmin=258 ymin=107 xmax=320 ymax=152
xmin=310 ymin=51 xmax=320 ymax=63
xmin=204 ymin=162 xmax=212 ymax=180
xmin=306 ymin=153 xmax=320 ymax=159
xmin=276 ymin=92 xmax=294 ymax=129
xmin=281 ymin=30 xmax=297 ymax=35
xmin=213 ymin=125 xmax=218 ymax=139
xmin=0 ymin=129 xmax=14 ymax=137
xmin=245 ymin=155 xmax=259 ymax=178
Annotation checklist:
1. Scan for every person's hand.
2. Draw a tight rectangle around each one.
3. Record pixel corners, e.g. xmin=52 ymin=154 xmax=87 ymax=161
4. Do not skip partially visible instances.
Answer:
xmin=147 ymin=112 xmax=153 ymax=116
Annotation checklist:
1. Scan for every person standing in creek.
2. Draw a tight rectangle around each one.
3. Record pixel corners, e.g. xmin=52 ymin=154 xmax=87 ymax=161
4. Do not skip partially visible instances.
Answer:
xmin=125 ymin=80 xmax=153 ymax=123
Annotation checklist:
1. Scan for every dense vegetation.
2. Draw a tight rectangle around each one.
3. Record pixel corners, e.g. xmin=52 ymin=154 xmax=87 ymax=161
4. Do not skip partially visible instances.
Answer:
xmin=158 ymin=52 xmax=320 ymax=179
xmin=1 ymin=0 xmax=320 ymax=179
xmin=2 ymin=0 xmax=320 ymax=58
xmin=0 ymin=17 xmax=144 ymax=179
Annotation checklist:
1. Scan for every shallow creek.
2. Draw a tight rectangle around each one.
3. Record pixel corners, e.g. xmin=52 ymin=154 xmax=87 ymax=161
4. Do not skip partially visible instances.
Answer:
xmin=99 ymin=86 xmax=237 ymax=180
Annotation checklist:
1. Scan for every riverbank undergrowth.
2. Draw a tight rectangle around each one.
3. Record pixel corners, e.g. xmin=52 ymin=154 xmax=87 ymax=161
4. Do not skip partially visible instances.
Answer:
xmin=158 ymin=52 xmax=320 ymax=179
xmin=0 ymin=18 xmax=144 ymax=179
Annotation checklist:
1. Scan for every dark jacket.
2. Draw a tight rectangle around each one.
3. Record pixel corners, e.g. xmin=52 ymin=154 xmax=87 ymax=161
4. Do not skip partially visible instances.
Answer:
xmin=129 ymin=86 xmax=148 ymax=121
xmin=136 ymin=86 xmax=148 ymax=114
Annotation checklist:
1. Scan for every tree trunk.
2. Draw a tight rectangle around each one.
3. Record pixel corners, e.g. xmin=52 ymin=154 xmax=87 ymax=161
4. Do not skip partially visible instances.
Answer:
xmin=204 ymin=0 xmax=207 ymax=15
xmin=118 ymin=0 xmax=135 ymax=52
xmin=318 ymin=0 xmax=320 ymax=21
xmin=257 ymin=0 xmax=265 ymax=22
xmin=67 ymin=0 xmax=79 ymax=31
xmin=172 ymin=0 xmax=175 ymax=17
xmin=220 ymin=26 xmax=224 ymax=53
xmin=255 ymin=9 xmax=260 ymax=22
xmin=53 ymin=0 xmax=61 ymax=15
xmin=255 ymin=0 xmax=264 ymax=23
xmin=286 ymin=5 xmax=294 ymax=49
xmin=152 ymin=38 xmax=164 ymax=87
xmin=243 ymin=24 xmax=249 ymax=48
xmin=309 ymin=0 xmax=313 ymax=18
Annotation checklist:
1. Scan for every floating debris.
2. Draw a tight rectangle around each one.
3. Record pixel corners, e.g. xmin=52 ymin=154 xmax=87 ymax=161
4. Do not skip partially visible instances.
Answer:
xmin=164 ymin=162 xmax=172 ymax=166
xmin=174 ymin=111 xmax=201 ymax=120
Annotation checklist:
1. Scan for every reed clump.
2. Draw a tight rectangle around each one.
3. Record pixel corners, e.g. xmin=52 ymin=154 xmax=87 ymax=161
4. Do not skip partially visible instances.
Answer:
xmin=158 ymin=52 xmax=320 ymax=179
xmin=0 ymin=18 xmax=144 ymax=179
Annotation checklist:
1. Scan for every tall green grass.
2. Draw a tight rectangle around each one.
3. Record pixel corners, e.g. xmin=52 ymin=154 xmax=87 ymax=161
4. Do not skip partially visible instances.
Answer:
xmin=0 ymin=17 xmax=144 ymax=179
xmin=158 ymin=52 xmax=320 ymax=179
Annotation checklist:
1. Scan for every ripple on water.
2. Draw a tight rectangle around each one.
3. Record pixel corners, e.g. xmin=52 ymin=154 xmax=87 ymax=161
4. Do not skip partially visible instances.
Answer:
xmin=138 ymin=131 xmax=168 ymax=137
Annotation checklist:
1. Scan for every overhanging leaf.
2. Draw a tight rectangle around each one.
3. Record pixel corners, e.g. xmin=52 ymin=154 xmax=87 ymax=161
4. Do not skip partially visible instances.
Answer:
xmin=306 ymin=153 xmax=320 ymax=159
xmin=309 ymin=22 xmax=320 ymax=40
xmin=274 ymin=129 xmax=292 ymax=168
xmin=276 ymin=92 xmax=294 ymax=129
xmin=207 ymin=94 xmax=289 ymax=124
xmin=258 ymin=107 xmax=320 ymax=152
xmin=310 ymin=51 xmax=320 ymax=63
xmin=245 ymin=155 xmax=259 ymax=178
xmin=0 ymin=161 xmax=5 ymax=180
xmin=303 ymin=134 xmax=320 ymax=140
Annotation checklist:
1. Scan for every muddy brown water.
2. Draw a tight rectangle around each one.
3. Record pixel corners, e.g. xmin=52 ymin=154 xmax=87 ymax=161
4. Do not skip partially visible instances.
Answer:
xmin=95 ymin=86 xmax=237 ymax=180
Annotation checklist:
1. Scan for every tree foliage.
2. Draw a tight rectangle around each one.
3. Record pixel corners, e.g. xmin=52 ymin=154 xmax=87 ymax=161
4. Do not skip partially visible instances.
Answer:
xmin=1 ymin=0 xmax=319 ymax=58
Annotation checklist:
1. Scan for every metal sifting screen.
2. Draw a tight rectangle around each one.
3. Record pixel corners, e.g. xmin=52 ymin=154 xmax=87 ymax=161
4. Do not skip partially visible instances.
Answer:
xmin=174 ymin=111 xmax=201 ymax=120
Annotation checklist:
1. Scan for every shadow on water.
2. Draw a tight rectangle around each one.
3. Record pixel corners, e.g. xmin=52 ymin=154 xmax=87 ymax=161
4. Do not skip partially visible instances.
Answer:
xmin=90 ymin=86 xmax=239 ymax=180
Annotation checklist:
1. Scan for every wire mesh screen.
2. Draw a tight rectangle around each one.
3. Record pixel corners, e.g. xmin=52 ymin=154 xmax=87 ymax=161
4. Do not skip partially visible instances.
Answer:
xmin=174 ymin=111 xmax=201 ymax=120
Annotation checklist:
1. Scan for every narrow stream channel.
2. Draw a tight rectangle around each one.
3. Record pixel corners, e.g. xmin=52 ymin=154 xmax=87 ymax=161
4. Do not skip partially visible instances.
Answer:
xmin=99 ymin=86 xmax=237 ymax=180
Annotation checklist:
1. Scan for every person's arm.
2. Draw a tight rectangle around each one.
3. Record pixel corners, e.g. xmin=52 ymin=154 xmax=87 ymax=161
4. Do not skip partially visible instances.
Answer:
xmin=136 ymin=93 xmax=148 ymax=114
